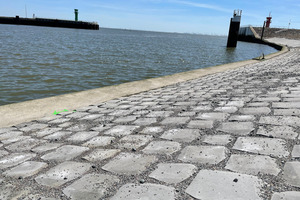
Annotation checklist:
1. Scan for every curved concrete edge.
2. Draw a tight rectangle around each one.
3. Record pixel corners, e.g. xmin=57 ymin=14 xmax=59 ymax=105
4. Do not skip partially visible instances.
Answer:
xmin=0 ymin=43 xmax=289 ymax=128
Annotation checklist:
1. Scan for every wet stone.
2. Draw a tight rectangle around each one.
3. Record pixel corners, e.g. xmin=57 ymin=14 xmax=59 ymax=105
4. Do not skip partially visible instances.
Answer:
xmin=225 ymin=154 xmax=281 ymax=176
xmin=271 ymin=191 xmax=300 ymax=200
xmin=239 ymin=107 xmax=271 ymax=115
xmin=102 ymin=153 xmax=157 ymax=175
xmin=35 ymin=161 xmax=91 ymax=188
xmin=63 ymin=173 xmax=120 ymax=200
xmin=160 ymin=117 xmax=190 ymax=125
xmin=117 ymin=135 xmax=153 ymax=150
xmin=41 ymin=145 xmax=89 ymax=162
xmin=104 ymin=125 xmax=139 ymax=136
xmin=82 ymin=136 xmax=115 ymax=147
xmin=178 ymin=146 xmax=227 ymax=164
xmin=292 ymin=145 xmax=300 ymax=158
xmin=110 ymin=183 xmax=175 ymax=200
xmin=185 ymin=170 xmax=263 ymax=200
xmin=283 ymin=162 xmax=300 ymax=188
xmin=0 ymin=153 xmax=36 ymax=169
xmin=149 ymin=163 xmax=197 ymax=184
xmin=228 ymin=115 xmax=255 ymax=121
xmin=187 ymin=120 xmax=214 ymax=129
xmin=217 ymin=122 xmax=254 ymax=136
xmin=160 ymin=129 xmax=200 ymax=143
xmin=197 ymin=112 xmax=229 ymax=121
xmin=5 ymin=139 xmax=44 ymax=152
xmin=83 ymin=149 xmax=120 ymax=162
xmin=202 ymin=134 xmax=233 ymax=145
xmin=31 ymin=143 xmax=62 ymax=153
xmin=142 ymin=141 xmax=181 ymax=155
xmin=233 ymin=137 xmax=289 ymax=158
xmin=259 ymin=116 xmax=300 ymax=127
xmin=3 ymin=161 xmax=48 ymax=178
xmin=256 ymin=126 xmax=298 ymax=139
xmin=67 ymin=131 xmax=99 ymax=143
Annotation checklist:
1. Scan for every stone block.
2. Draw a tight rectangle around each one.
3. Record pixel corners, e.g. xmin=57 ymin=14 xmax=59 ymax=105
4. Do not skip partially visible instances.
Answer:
xmin=178 ymin=146 xmax=227 ymax=164
xmin=271 ymin=191 xmax=300 ymax=200
xmin=117 ymin=135 xmax=153 ymax=150
xmin=0 ymin=153 xmax=36 ymax=169
xmin=225 ymin=154 xmax=280 ymax=176
xmin=217 ymin=122 xmax=254 ymax=135
xmin=233 ymin=137 xmax=289 ymax=158
xmin=3 ymin=161 xmax=48 ymax=178
xmin=197 ymin=112 xmax=229 ymax=121
xmin=202 ymin=134 xmax=233 ymax=145
xmin=140 ymin=127 xmax=164 ymax=134
xmin=239 ymin=107 xmax=271 ymax=115
xmin=259 ymin=116 xmax=300 ymax=127
xmin=35 ymin=161 xmax=91 ymax=188
xmin=228 ymin=115 xmax=255 ymax=121
xmin=160 ymin=117 xmax=190 ymax=125
xmin=274 ymin=109 xmax=300 ymax=116
xmin=149 ymin=163 xmax=197 ymax=184
xmin=160 ymin=129 xmax=200 ymax=143
xmin=82 ymin=136 xmax=115 ymax=147
xmin=104 ymin=125 xmax=139 ymax=136
xmin=102 ymin=153 xmax=157 ymax=175
xmin=41 ymin=145 xmax=89 ymax=162
xmin=111 ymin=183 xmax=175 ymax=200
xmin=187 ymin=120 xmax=213 ymax=129
xmin=63 ymin=173 xmax=119 ymax=200
xmin=256 ymin=126 xmax=298 ymax=139
xmin=32 ymin=143 xmax=62 ymax=153
xmin=185 ymin=170 xmax=263 ymax=200
xmin=5 ymin=139 xmax=44 ymax=152
xmin=283 ymin=162 xmax=300 ymax=187
xmin=142 ymin=141 xmax=181 ymax=155
xmin=273 ymin=102 xmax=300 ymax=108
xmin=83 ymin=149 xmax=120 ymax=162
xmin=67 ymin=131 xmax=99 ymax=143
xmin=214 ymin=106 xmax=238 ymax=113
xmin=292 ymin=145 xmax=300 ymax=158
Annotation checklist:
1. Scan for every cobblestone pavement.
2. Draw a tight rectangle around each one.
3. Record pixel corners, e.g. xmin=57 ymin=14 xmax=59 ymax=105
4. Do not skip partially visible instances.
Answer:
xmin=1 ymin=48 xmax=300 ymax=200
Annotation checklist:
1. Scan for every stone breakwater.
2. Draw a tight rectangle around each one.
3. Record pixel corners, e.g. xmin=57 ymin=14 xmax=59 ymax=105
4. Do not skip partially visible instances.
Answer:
xmin=253 ymin=27 xmax=300 ymax=40
xmin=1 ymin=48 xmax=300 ymax=199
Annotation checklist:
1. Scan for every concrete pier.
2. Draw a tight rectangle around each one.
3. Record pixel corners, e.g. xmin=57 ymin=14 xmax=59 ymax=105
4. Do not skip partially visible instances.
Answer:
xmin=1 ymin=40 xmax=300 ymax=199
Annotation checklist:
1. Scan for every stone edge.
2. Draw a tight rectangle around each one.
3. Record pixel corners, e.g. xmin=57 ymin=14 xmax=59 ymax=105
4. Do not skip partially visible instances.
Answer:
xmin=0 ymin=43 xmax=289 ymax=128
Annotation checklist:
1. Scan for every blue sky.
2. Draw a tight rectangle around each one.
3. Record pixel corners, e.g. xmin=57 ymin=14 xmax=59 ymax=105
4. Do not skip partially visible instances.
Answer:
xmin=1 ymin=0 xmax=299 ymax=35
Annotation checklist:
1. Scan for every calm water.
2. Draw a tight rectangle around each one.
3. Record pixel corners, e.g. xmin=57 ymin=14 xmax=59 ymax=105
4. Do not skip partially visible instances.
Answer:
xmin=0 ymin=24 xmax=277 ymax=106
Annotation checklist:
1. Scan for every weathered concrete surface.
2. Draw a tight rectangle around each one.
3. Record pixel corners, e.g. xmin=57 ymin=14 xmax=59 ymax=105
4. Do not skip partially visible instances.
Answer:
xmin=1 ymin=47 xmax=300 ymax=199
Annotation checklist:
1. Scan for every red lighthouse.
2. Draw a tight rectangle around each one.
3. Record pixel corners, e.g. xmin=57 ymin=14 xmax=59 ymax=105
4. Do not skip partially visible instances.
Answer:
xmin=266 ymin=14 xmax=272 ymax=28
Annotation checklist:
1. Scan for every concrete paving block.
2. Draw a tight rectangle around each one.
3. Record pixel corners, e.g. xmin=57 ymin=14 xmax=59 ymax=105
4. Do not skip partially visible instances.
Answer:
xmin=187 ymin=120 xmax=214 ymax=129
xmin=202 ymin=134 xmax=233 ymax=145
xmin=82 ymin=136 xmax=115 ymax=147
xmin=104 ymin=125 xmax=139 ymax=136
xmin=197 ymin=112 xmax=229 ymax=121
xmin=0 ymin=131 xmax=23 ymax=140
xmin=117 ymin=135 xmax=153 ymax=150
xmin=283 ymin=162 xmax=300 ymax=188
xmin=274 ymin=109 xmax=300 ymax=116
xmin=185 ymin=170 xmax=263 ymax=200
xmin=140 ymin=126 xmax=164 ymax=134
xmin=142 ymin=141 xmax=181 ymax=155
xmin=149 ymin=163 xmax=197 ymax=184
xmin=292 ymin=145 xmax=300 ymax=158
xmin=226 ymin=101 xmax=245 ymax=107
xmin=160 ymin=129 xmax=200 ymax=143
xmin=0 ymin=150 xmax=9 ymax=158
xmin=217 ymin=122 xmax=254 ymax=136
xmin=273 ymin=102 xmax=300 ymax=108
xmin=160 ymin=117 xmax=190 ymax=125
xmin=0 ymin=153 xmax=36 ymax=169
xmin=239 ymin=107 xmax=271 ymax=115
xmin=34 ymin=128 xmax=62 ymax=138
xmin=214 ymin=106 xmax=238 ymax=113
xmin=83 ymin=149 xmax=120 ymax=162
xmin=102 ymin=153 xmax=157 ymax=175
xmin=43 ymin=131 xmax=72 ymax=140
xmin=67 ymin=131 xmax=99 ymax=143
xmin=228 ymin=115 xmax=256 ymax=121
xmin=110 ymin=183 xmax=175 ymax=200
xmin=3 ymin=161 xmax=48 ymax=178
xmin=225 ymin=154 xmax=281 ymax=176
xmin=41 ymin=145 xmax=89 ymax=162
xmin=233 ymin=137 xmax=289 ymax=158
xmin=5 ymin=139 xmax=44 ymax=152
xmin=31 ymin=143 xmax=62 ymax=153
xmin=178 ymin=146 xmax=227 ymax=164
xmin=256 ymin=126 xmax=298 ymax=139
xmin=271 ymin=191 xmax=300 ymax=200
xmin=63 ymin=173 xmax=120 ymax=200
xmin=35 ymin=161 xmax=91 ymax=188
xmin=259 ymin=116 xmax=300 ymax=127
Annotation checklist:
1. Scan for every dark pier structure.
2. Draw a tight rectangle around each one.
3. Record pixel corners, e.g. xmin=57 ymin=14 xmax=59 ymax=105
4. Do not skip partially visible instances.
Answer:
xmin=227 ymin=10 xmax=242 ymax=48
xmin=0 ymin=9 xmax=99 ymax=30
